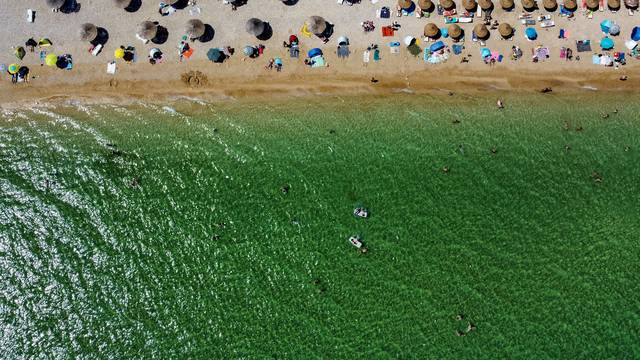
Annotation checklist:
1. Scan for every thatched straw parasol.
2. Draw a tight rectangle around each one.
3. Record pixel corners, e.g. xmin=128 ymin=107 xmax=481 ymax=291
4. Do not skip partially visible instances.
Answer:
xmin=608 ymin=0 xmax=621 ymax=8
xmin=185 ymin=19 xmax=205 ymax=39
xmin=418 ymin=0 xmax=435 ymax=10
xmin=521 ymin=0 xmax=536 ymax=9
xmin=479 ymin=0 xmax=494 ymax=9
xmin=585 ymin=0 xmax=599 ymax=8
xmin=501 ymin=0 xmax=515 ymax=7
xmin=473 ymin=23 xmax=489 ymax=39
xmin=424 ymin=23 xmax=439 ymax=37
xmin=46 ymin=0 xmax=65 ymax=8
xmin=79 ymin=23 xmax=98 ymax=42
xmin=307 ymin=16 xmax=327 ymax=35
xmin=113 ymin=0 xmax=131 ymax=8
xmin=448 ymin=24 xmax=463 ymax=38
xmin=440 ymin=0 xmax=456 ymax=8
xmin=564 ymin=0 xmax=578 ymax=9
xmin=543 ymin=0 xmax=557 ymax=9
xmin=245 ymin=18 xmax=265 ymax=36
xmin=625 ymin=0 xmax=638 ymax=8
xmin=498 ymin=23 xmax=513 ymax=37
xmin=398 ymin=0 xmax=413 ymax=8
xmin=463 ymin=0 xmax=477 ymax=10
xmin=137 ymin=21 xmax=158 ymax=41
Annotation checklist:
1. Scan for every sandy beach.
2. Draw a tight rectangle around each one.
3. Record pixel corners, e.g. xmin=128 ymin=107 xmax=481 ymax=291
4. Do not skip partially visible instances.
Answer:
xmin=1 ymin=0 xmax=638 ymax=105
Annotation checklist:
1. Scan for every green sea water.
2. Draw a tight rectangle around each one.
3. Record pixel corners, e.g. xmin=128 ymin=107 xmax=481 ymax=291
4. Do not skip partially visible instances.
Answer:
xmin=1 ymin=94 xmax=639 ymax=358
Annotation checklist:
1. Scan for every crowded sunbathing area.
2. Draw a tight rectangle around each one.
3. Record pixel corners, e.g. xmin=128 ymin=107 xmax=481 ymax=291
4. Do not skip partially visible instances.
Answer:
xmin=1 ymin=0 xmax=639 ymax=100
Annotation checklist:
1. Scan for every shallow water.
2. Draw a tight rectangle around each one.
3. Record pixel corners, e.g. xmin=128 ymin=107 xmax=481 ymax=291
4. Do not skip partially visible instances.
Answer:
xmin=1 ymin=95 xmax=639 ymax=358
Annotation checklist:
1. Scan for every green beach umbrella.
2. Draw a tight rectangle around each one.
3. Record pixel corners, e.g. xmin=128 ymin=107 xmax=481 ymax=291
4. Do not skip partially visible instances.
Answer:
xmin=45 ymin=53 xmax=58 ymax=67
xmin=8 ymin=63 xmax=20 ymax=74
xmin=207 ymin=48 xmax=223 ymax=62
xmin=14 ymin=47 xmax=26 ymax=60
xmin=39 ymin=38 xmax=53 ymax=47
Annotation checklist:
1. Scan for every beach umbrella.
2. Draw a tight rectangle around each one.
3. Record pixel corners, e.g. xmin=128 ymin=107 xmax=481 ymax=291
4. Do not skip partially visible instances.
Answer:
xmin=114 ymin=48 xmax=125 ymax=59
xmin=398 ymin=0 xmax=414 ymax=9
xmin=608 ymin=0 xmax=621 ymax=7
xmin=243 ymin=45 xmax=256 ymax=56
xmin=625 ymin=0 xmax=639 ymax=7
xmin=521 ymin=0 xmax=536 ymax=10
xmin=609 ymin=24 xmax=620 ymax=35
xmin=543 ymin=0 xmax=557 ymax=9
xmin=424 ymin=23 xmax=440 ymax=37
xmin=479 ymin=0 xmax=494 ymax=9
xmin=337 ymin=36 xmax=349 ymax=45
xmin=137 ymin=21 xmax=158 ymax=41
xmin=14 ymin=47 xmax=26 ymax=60
xmin=39 ymin=38 xmax=53 ymax=47
xmin=473 ymin=24 xmax=489 ymax=39
xmin=79 ymin=23 xmax=98 ymax=42
xmin=150 ymin=48 xmax=162 ymax=58
xmin=8 ymin=64 xmax=19 ymax=75
xmin=185 ymin=19 xmax=205 ymax=39
xmin=564 ymin=0 xmax=578 ymax=9
xmin=448 ymin=24 xmax=463 ymax=39
xmin=501 ymin=0 xmax=515 ymax=7
xmin=308 ymin=48 xmax=323 ymax=57
xmin=430 ymin=41 xmax=445 ymax=52
xmin=440 ymin=0 xmax=456 ymax=8
xmin=624 ymin=39 xmax=638 ymax=50
xmin=307 ymin=16 xmax=327 ymax=35
xmin=404 ymin=35 xmax=416 ymax=46
xmin=45 ymin=53 xmax=58 ymax=66
xmin=585 ymin=0 xmax=599 ymax=9
xmin=113 ymin=0 xmax=131 ymax=8
xmin=600 ymin=36 xmax=614 ymax=49
xmin=600 ymin=19 xmax=612 ymax=33
xmin=525 ymin=27 xmax=537 ymax=40
xmin=462 ymin=0 xmax=477 ymax=10
xmin=418 ymin=0 xmax=435 ymax=10
xmin=46 ymin=0 xmax=65 ymax=9
xmin=632 ymin=27 xmax=640 ymax=41
xmin=207 ymin=48 xmax=224 ymax=62
xmin=245 ymin=18 xmax=266 ymax=37
xmin=498 ymin=23 xmax=514 ymax=38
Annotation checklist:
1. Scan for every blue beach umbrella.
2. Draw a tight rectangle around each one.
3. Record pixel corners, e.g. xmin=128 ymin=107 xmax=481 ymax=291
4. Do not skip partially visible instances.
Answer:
xmin=307 ymin=48 xmax=323 ymax=58
xmin=631 ymin=26 xmax=640 ymax=41
xmin=207 ymin=48 xmax=223 ymax=62
xmin=525 ymin=27 xmax=537 ymax=40
xmin=600 ymin=37 xmax=614 ymax=50
xmin=243 ymin=46 xmax=255 ymax=56
xmin=430 ymin=40 xmax=445 ymax=52
xmin=600 ymin=20 xmax=612 ymax=33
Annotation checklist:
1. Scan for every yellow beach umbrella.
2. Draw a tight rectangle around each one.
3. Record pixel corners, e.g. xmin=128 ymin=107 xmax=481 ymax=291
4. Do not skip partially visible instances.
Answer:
xmin=114 ymin=48 xmax=125 ymax=59
xmin=8 ymin=64 xmax=20 ymax=75
xmin=45 ymin=53 xmax=58 ymax=67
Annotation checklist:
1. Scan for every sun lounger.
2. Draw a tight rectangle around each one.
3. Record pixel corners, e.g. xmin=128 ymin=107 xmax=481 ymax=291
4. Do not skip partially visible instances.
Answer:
xmin=540 ymin=20 xmax=555 ymax=28
xmin=445 ymin=17 xmax=458 ymax=23
xmin=458 ymin=17 xmax=473 ymax=22
xmin=91 ymin=44 xmax=103 ymax=56
xmin=452 ymin=44 xmax=464 ymax=54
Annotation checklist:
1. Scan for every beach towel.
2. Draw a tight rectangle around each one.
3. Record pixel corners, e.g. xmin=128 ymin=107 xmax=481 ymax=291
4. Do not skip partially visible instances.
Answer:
xmin=576 ymin=40 xmax=591 ymax=52
xmin=382 ymin=26 xmax=394 ymax=37
xmin=452 ymin=44 xmax=464 ymax=55
xmin=560 ymin=47 xmax=566 ymax=58
xmin=441 ymin=28 xmax=449 ymax=38
xmin=380 ymin=6 xmax=391 ymax=18
xmin=592 ymin=54 xmax=600 ymax=64
xmin=480 ymin=47 xmax=491 ymax=59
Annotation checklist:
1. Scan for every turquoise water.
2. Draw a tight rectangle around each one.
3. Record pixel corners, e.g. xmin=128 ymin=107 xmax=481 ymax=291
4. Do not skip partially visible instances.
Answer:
xmin=1 ymin=95 xmax=639 ymax=358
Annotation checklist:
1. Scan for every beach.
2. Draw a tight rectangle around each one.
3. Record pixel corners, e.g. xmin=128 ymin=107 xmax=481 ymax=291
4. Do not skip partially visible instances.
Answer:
xmin=1 ymin=0 xmax=639 ymax=105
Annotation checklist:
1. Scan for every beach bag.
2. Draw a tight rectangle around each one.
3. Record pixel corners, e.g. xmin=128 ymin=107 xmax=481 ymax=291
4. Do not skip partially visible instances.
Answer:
xmin=381 ymin=6 xmax=391 ymax=18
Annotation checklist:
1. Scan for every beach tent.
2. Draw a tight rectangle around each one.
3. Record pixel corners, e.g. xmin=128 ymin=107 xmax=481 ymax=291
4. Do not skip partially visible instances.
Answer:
xmin=185 ymin=19 xmax=205 ymax=39
xmin=600 ymin=37 xmax=614 ymax=49
xmin=308 ymin=48 xmax=323 ymax=58
xmin=79 ymin=23 xmax=98 ymax=42
xmin=45 ymin=53 xmax=58 ymax=66
xmin=430 ymin=41 xmax=446 ymax=52
xmin=311 ymin=55 xmax=326 ymax=67
xmin=480 ymin=47 xmax=491 ymax=59
xmin=246 ymin=18 xmax=266 ymax=37
xmin=600 ymin=20 xmax=612 ymax=33
xmin=207 ymin=48 xmax=224 ymax=62
xmin=631 ymin=27 xmax=640 ymax=41
xmin=525 ymin=27 xmax=538 ymax=40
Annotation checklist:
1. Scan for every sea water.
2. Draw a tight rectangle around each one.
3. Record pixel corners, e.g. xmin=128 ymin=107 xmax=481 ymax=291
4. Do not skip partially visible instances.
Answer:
xmin=1 ymin=94 xmax=639 ymax=358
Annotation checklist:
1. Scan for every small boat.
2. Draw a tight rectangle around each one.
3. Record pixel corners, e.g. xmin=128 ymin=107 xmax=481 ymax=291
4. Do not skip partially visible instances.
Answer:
xmin=348 ymin=235 xmax=363 ymax=249
xmin=353 ymin=207 xmax=369 ymax=218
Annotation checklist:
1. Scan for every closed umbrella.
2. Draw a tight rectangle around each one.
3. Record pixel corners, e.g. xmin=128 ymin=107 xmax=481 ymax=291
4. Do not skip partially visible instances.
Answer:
xmin=501 ymin=0 xmax=515 ymax=7
xmin=564 ymin=0 xmax=578 ymax=9
xmin=525 ymin=27 xmax=537 ymax=40
xmin=440 ymin=0 xmax=455 ymax=8
xmin=114 ymin=0 xmax=131 ymax=8
xmin=448 ymin=24 xmax=463 ymax=39
xmin=245 ymin=18 xmax=265 ymax=36
xmin=424 ymin=23 xmax=440 ymax=37
xmin=46 ymin=0 xmax=65 ymax=9
xmin=600 ymin=36 xmax=614 ymax=49
xmin=473 ymin=24 xmax=489 ymax=39
xmin=137 ymin=21 xmax=158 ymax=41
xmin=207 ymin=48 xmax=224 ymax=62
xmin=79 ymin=23 xmax=98 ymax=42
xmin=543 ymin=0 xmax=557 ymax=9
xmin=45 ymin=53 xmax=58 ymax=66
xmin=498 ymin=23 xmax=513 ymax=38
xmin=522 ymin=0 xmax=536 ymax=9
xmin=307 ymin=16 xmax=327 ymax=35
xmin=463 ymin=0 xmax=477 ymax=10
xmin=586 ymin=0 xmax=599 ymax=9
xmin=479 ymin=0 xmax=493 ymax=9
xmin=185 ymin=19 xmax=205 ymax=39
xmin=418 ymin=0 xmax=435 ymax=10
xmin=608 ymin=0 xmax=620 ymax=8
